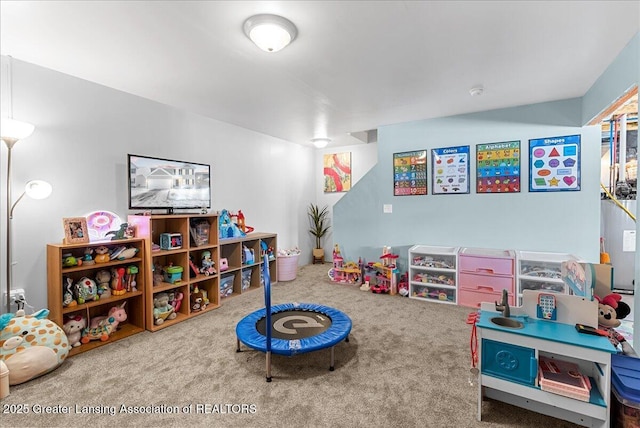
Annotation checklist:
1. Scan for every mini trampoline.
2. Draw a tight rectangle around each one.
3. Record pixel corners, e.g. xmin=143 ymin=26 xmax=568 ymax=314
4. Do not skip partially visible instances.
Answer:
xmin=236 ymin=255 xmax=352 ymax=382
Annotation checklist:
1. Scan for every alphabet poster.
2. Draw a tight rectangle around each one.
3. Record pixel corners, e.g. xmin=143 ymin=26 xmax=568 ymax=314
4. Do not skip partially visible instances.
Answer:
xmin=324 ymin=152 xmax=351 ymax=192
xmin=529 ymin=135 xmax=580 ymax=192
xmin=393 ymin=150 xmax=427 ymax=196
xmin=476 ymin=141 xmax=521 ymax=193
xmin=431 ymin=145 xmax=470 ymax=194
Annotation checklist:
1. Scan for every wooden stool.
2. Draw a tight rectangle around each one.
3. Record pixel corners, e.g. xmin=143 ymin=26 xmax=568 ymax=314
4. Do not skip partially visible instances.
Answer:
xmin=313 ymin=255 xmax=324 ymax=264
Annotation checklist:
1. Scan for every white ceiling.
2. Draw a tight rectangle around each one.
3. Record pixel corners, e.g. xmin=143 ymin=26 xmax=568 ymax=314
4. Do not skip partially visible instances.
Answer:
xmin=1 ymin=1 xmax=638 ymax=148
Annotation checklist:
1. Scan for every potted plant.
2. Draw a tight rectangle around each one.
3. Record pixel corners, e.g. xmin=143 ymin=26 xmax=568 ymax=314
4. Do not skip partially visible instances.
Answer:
xmin=308 ymin=203 xmax=331 ymax=262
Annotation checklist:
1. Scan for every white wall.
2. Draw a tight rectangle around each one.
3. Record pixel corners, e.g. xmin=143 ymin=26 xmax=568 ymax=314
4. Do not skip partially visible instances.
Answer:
xmin=0 ymin=57 xmax=315 ymax=313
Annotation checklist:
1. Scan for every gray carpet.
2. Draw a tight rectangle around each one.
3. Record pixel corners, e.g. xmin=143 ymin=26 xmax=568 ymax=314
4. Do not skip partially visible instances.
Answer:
xmin=3 ymin=263 xmax=579 ymax=427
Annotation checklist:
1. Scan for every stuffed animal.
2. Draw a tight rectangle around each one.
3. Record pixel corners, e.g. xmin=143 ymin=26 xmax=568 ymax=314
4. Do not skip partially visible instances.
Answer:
xmin=63 ymin=314 xmax=87 ymax=347
xmin=95 ymin=269 xmax=112 ymax=299
xmin=596 ymin=293 xmax=638 ymax=357
xmin=0 ymin=309 xmax=69 ymax=385
xmin=94 ymin=245 xmax=111 ymax=263
xmin=153 ymin=292 xmax=176 ymax=325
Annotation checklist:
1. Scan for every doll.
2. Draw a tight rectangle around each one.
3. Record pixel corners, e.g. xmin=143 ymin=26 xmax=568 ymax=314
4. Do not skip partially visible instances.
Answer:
xmin=596 ymin=293 xmax=638 ymax=357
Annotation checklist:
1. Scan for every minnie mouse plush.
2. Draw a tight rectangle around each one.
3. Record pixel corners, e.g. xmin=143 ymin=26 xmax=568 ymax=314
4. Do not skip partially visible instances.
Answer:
xmin=596 ymin=293 xmax=637 ymax=357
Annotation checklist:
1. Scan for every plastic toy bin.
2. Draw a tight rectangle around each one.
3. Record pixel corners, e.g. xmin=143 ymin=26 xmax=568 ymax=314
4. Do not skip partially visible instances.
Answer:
xmin=277 ymin=254 xmax=299 ymax=282
xmin=611 ymin=354 xmax=640 ymax=428
xmin=220 ymin=274 xmax=235 ymax=298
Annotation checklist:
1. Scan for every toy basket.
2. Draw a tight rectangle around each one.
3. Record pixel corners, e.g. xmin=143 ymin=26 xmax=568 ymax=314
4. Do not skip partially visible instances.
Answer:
xmin=277 ymin=254 xmax=299 ymax=282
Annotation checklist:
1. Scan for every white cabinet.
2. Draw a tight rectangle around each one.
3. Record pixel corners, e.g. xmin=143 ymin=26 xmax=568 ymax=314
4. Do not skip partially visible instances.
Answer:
xmin=516 ymin=251 xmax=578 ymax=304
xmin=408 ymin=245 xmax=458 ymax=304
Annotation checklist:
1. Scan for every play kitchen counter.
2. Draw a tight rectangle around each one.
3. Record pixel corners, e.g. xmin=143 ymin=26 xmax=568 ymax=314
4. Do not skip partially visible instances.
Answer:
xmin=475 ymin=290 xmax=616 ymax=427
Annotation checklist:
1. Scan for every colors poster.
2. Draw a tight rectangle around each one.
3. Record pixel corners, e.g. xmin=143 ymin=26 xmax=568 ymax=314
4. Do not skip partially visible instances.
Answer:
xmin=393 ymin=150 xmax=427 ymax=196
xmin=431 ymin=145 xmax=470 ymax=194
xmin=476 ymin=141 xmax=521 ymax=193
xmin=324 ymin=152 xmax=351 ymax=192
xmin=529 ymin=135 xmax=580 ymax=192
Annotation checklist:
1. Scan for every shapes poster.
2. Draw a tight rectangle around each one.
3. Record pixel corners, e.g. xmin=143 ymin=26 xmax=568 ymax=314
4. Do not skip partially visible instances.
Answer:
xmin=529 ymin=135 xmax=580 ymax=192
xmin=324 ymin=152 xmax=352 ymax=192
xmin=431 ymin=145 xmax=470 ymax=194
xmin=476 ymin=141 xmax=521 ymax=193
xmin=393 ymin=150 xmax=427 ymax=196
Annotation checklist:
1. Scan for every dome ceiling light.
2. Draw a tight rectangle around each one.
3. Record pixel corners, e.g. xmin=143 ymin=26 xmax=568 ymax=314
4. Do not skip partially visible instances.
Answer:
xmin=243 ymin=14 xmax=298 ymax=53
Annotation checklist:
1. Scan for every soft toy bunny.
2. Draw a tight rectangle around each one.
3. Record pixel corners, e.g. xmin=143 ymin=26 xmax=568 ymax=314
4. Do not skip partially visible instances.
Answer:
xmin=596 ymin=293 xmax=638 ymax=357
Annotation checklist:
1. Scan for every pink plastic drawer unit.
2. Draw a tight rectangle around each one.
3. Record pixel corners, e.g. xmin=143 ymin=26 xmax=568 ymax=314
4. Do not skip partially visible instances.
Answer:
xmin=459 ymin=254 xmax=514 ymax=276
xmin=458 ymin=288 xmax=504 ymax=308
xmin=459 ymin=273 xmax=514 ymax=296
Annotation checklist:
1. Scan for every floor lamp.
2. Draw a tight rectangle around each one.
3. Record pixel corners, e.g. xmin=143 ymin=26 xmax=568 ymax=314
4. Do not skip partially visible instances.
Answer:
xmin=2 ymin=117 xmax=52 ymax=313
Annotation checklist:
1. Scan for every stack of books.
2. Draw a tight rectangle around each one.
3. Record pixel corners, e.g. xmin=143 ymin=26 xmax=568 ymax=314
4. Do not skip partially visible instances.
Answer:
xmin=538 ymin=356 xmax=591 ymax=402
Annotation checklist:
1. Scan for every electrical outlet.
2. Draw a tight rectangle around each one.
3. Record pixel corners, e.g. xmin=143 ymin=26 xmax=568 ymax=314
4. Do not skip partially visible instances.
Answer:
xmin=5 ymin=288 xmax=26 ymax=306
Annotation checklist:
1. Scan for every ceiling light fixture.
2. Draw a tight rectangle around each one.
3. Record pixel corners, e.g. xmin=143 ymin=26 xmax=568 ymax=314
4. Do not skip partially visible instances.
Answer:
xmin=312 ymin=138 xmax=330 ymax=149
xmin=469 ymin=86 xmax=484 ymax=97
xmin=243 ymin=14 xmax=298 ymax=53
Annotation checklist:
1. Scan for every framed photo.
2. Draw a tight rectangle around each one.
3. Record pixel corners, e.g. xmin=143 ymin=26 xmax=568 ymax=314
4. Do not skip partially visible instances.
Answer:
xmin=529 ymin=134 xmax=581 ymax=192
xmin=431 ymin=145 xmax=470 ymax=194
xmin=476 ymin=140 xmax=521 ymax=193
xmin=63 ymin=217 xmax=90 ymax=244
xmin=324 ymin=152 xmax=351 ymax=192
xmin=393 ymin=150 xmax=427 ymax=196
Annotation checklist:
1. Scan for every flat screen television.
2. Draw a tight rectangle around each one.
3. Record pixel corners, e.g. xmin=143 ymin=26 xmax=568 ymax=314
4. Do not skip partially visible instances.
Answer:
xmin=128 ymin=154 xmax=211 ymax=213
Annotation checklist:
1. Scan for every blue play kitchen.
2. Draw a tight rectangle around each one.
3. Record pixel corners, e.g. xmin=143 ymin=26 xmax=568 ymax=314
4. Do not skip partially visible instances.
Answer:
xmin=473 ymin=264 xmax=638 ymax=428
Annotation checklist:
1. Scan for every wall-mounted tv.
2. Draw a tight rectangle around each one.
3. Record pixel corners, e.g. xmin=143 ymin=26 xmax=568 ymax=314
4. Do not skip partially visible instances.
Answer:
xmin=128 ymin=154 xmax=211 ymax=213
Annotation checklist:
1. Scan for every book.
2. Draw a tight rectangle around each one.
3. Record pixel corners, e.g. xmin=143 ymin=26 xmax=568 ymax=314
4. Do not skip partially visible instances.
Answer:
xmin=538 ymin=356 xmax=591 ymax=402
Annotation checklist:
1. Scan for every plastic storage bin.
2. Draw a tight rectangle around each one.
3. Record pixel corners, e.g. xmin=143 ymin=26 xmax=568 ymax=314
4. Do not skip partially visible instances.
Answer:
xmin=611 ymin=354 xmax=640 ymax=428
xmin=220 ymin=274 xmax=235 ymax=298
xmin=241 ymin=270 xmax=252 ymax=291
xmin=277 ymin=254 xmax=299 ymax=282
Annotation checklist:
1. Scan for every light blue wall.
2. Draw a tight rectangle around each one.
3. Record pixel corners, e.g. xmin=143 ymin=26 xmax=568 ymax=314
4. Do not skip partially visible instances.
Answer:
xmin=582 ymin=32 xmax=639 ymax=125
xmin=334 ymin=98 xmax=601 ymax=268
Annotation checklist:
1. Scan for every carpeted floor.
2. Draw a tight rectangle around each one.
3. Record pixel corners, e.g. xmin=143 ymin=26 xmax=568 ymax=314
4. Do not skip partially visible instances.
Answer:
xmin=2 ymin=263 xmax=582 ymax=427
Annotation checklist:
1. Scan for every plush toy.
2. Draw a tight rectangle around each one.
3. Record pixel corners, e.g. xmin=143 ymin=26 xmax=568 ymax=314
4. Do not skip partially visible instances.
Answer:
xmin=153 ymin=292 xmax=176 ymax=325
xmin=62 ymin=277 xmax=76 ymax=307
xmin=0 ymin=309 xmax=69 ymax=385
xmin=95 ymin=269 xmax=112 ymax=299
xmin=63 ymin=314 xmax=87 ymax=347
xmin=94 ymin=245 xmax=111 ymax=263
xmin=596 ymin=293 xmax=638 ymax=357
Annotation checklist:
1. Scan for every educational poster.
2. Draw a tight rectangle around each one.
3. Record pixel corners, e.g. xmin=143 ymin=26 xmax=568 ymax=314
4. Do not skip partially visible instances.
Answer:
xmin=476 ymin=141 xmax=521 ymax=193
xmin=529 ymin=135 xmax=581 ymax=192
xmin=324 ymin=152 xmax=351 ymax=192
xmin=431 ymin=145 xmax=470 ymax=194
xmin=393 ymin=150 xmax=427 ymax=196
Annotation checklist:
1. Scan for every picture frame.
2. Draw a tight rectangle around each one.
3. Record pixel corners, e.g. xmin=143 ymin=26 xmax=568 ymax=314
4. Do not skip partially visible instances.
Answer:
xmin=431 ymin=145 xmax=469 ymax=195
xmin=529 ymin=134 xmax=581 ymax=192
xmin=393 ymin=150 xmax=427 ymax=196
xmin=476 ymin=140 xmax=521 ymax=194
xmin=63 ymin=217 xmax=90 ymax=244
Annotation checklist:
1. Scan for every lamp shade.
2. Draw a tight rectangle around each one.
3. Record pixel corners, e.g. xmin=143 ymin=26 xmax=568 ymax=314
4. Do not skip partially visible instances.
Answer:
xmin=24 ymin=180 xmax=52 ymax=200
xmin=1 ymin=117 xmax=35 ymax=143
xmin=243 ymin=14 xmax=298 ymax=52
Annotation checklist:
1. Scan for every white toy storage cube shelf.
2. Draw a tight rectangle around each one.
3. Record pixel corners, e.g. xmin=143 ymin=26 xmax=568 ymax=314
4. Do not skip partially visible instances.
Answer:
xmin=408 ymin=245 xmax=459 ymax=305
xmin=516 ymin=251 xmax=579 ymax=305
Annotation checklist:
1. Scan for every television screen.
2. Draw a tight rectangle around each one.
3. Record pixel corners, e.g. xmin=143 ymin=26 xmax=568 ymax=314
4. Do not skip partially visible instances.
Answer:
xmin=128 ymin=154 xmax=211 ymax=212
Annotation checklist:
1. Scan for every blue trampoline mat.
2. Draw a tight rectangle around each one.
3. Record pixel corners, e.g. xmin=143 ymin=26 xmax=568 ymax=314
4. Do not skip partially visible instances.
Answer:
xmin=236 ymin=302 xmax=352 ymax=356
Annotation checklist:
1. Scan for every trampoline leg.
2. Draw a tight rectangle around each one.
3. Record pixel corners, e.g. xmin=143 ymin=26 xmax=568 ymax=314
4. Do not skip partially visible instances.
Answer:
xmin=345 ymin=335 xmax=349 ymax=343
xmin=266 ymin=351 xmax=272 ymax=382
xmin=329 ymin=346 xmax=335 ymax=371
xmin=236 ymin=338 xmax=241 ymax=352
